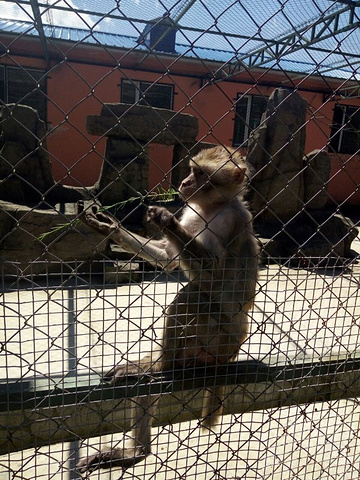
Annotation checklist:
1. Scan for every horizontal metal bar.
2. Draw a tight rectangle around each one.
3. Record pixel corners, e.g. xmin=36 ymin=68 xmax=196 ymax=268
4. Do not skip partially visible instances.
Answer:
xmin=2 ymin=357 xmax=360 ymax=411
xmin=1 ymin=357 xmax=360 ymax=454
xmin=213 ymin=4 xmax=360 ymax=81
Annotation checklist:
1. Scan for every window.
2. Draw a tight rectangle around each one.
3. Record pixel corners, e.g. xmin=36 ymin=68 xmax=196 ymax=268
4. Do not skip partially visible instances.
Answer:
xmin=330 ymin=104 xmax=360 ymax=154
xmin=233 ymin=94 xmax=268 ymax=146
xmin=121 ymin=79 xmax=174 ymax=109
xmin=0 ymin=66 xmax=47 ymax=121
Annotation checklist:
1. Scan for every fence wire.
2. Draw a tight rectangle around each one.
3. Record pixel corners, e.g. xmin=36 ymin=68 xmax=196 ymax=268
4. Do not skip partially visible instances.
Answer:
xmin=0 ymin=1 xmax=360 ymax=479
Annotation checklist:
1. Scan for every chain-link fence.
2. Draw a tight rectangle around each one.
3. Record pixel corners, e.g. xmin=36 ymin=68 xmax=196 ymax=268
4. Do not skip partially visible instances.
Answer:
xmin=0 ymin=1 xmax=359 ymax=479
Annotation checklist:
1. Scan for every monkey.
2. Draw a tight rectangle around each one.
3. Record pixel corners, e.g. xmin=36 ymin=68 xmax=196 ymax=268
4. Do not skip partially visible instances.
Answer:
xmin=76 ymin=145 xmax=259 ymax=474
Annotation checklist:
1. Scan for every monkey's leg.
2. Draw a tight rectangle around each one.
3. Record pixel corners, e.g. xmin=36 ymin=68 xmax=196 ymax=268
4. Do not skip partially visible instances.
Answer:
xmin=201 ymin=385 xmax=226 ymax=429
xmin=77 ymin=394 xmax=157 ymax=474
xmin=77 ymin=361 xmax=159 ymax=474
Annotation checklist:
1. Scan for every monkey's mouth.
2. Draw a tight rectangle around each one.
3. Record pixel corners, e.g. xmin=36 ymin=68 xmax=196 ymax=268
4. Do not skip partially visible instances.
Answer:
xmin=178 ymin=188 xmax=194 ymax=201
xmin=179 ymin=183 xmax=212 ymax=201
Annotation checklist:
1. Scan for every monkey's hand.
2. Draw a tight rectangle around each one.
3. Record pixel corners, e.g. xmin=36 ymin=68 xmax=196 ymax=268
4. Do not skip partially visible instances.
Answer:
xmin=147 ymin=206 xmax=176 ymax=230
xmin=77 ymin=200 xmax=120 ymax=236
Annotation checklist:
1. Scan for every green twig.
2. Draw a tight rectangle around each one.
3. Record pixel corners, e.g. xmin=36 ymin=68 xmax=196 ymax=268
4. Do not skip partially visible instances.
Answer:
xmin=103 ymin=187 xmax=178 ymax=214
xmin=37 ymin=220 xmax=81 ymax=242
xmin=37 ymin=188 xmax=179 ymax=242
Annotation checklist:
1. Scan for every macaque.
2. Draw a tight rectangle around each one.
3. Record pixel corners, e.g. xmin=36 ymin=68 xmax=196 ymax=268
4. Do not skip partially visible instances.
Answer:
xmin=77 ymin=145 xmax=259 ymax=474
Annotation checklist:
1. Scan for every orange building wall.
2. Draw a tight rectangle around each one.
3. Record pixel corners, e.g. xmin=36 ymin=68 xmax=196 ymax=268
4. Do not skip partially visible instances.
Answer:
xmin=328 ymin=154 xmax=360 ymax=205
xmin=46 ymin=62 xmax=118 ymax=186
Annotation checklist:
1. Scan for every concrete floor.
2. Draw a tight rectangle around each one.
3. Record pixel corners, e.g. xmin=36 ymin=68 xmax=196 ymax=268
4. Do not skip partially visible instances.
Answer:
xmin=0 ymin=220 xmax=359 ymax=480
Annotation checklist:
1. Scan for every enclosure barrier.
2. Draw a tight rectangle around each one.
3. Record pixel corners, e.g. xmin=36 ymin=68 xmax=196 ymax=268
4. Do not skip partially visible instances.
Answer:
xmin=0 ymin=0 xmax=359 ymax=479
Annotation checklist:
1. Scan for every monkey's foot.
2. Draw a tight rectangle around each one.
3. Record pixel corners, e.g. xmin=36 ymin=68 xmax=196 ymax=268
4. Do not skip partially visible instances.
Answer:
xmin=104 ymin=359 xmax=154 ymax=384
xmin=77 ymin=447 xmax=147 ymax=474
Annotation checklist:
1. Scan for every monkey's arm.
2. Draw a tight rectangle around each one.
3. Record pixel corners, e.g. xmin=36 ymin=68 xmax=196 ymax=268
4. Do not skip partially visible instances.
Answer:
xmin=147 ymin=206 xmax=257 ymax=306
xmin=77 ymin=202 xmax=175 ymax=268
xmin=147 ymin=206 xmax=219 ymax=272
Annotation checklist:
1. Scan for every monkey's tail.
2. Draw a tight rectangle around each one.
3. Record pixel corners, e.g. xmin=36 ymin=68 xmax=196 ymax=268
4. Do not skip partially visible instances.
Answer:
xmin=201 ymin=385 xmax=225 ymax=429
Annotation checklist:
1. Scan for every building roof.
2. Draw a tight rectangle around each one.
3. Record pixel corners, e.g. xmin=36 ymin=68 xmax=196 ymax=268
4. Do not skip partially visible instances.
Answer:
xmin=0 ymin=0 xmax=359 ymax=82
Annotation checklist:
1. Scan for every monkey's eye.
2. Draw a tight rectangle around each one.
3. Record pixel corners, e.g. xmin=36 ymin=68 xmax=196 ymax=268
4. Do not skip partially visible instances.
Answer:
xmin=196 ymin=169 xmax=208 ymax=179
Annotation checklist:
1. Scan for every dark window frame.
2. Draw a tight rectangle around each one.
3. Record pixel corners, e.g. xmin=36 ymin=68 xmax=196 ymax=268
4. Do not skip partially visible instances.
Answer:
xmin=121 ymin=79 xmax=174 ymax=110
xmin=0 ymin=65 xmax=47 ymax=121
xmin=233 ymin=94 xmax=268 ymax=147
xmin=330 ymin=104 xmax=360 ymax=155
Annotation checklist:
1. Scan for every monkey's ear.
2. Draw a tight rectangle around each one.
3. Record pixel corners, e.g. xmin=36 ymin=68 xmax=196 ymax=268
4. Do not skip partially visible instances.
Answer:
xmin=233 ymin=167 xmax=246 ymax=184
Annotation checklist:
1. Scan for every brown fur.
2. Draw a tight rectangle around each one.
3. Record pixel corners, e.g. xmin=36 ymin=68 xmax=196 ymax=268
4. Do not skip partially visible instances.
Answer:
xmin=77 ymin=146 xmax=259 ymax=474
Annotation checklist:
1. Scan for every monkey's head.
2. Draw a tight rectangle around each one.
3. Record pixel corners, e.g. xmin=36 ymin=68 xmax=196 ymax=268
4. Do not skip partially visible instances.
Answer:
xmin=179 ymin=146 xmax=248 ymax=206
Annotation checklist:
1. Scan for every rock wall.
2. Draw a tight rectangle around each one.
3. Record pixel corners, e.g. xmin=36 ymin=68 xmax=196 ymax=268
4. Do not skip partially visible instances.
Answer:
xmin=246 ymin=88 xmax=358 ymax=260
xmin=88 ymin=103 xmax=199 ymax=205
xmin=247 ymin=88 xmax=307 ymax=222
xmin=0 ymin=103 xmax=201 ymax=273
xmin=0 ymin=104 xmax=55 ymax=205
xmin=0 ymin=104 xmax=84 ymax=206
xmin=0 ymin=201 xmax=106 ymax=275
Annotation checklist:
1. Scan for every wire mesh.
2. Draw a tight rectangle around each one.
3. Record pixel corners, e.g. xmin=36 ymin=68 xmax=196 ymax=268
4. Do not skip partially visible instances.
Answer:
xmin=0 ymin=1 xmax=359 ymax=479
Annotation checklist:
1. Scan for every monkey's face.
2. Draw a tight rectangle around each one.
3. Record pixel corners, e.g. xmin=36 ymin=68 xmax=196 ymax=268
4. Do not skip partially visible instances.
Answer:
xmin=178 ymin=166 xmax=211 ymax=202
xmin=179 ymin=163 xmax=246 ymax=205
